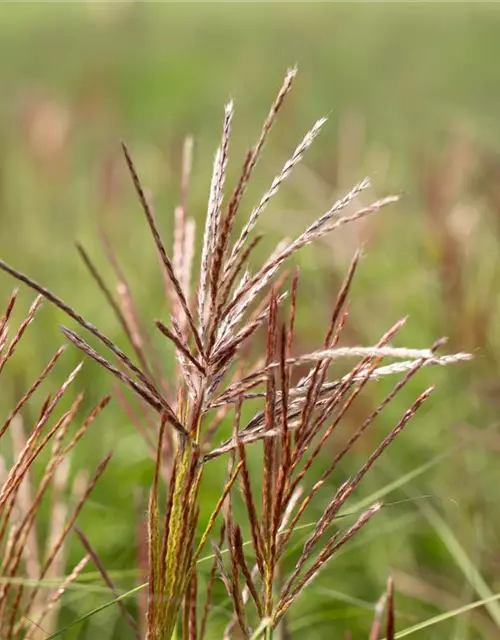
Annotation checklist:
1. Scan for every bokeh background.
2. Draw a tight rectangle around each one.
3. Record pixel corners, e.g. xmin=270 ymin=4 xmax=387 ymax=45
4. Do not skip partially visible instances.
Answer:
xmin=1 ymin=3 xmax=500 ymax=639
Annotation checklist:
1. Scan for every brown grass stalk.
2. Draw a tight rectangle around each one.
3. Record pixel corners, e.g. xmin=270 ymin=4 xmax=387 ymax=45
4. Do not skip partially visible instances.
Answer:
xmin=121 ymin=142 xmax=204 ymax=359
xmin=0 ymin=292 xmax=110 ymax=639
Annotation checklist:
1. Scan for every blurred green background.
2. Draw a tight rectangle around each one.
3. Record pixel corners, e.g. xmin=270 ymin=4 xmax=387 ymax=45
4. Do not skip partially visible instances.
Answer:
xmin=1 ymin=3 xmax=500 ymax=639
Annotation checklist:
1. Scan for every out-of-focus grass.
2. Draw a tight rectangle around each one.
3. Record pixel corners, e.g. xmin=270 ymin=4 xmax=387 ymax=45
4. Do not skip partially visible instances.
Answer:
xmin=1 ymin=3 xmax=500 ymax=638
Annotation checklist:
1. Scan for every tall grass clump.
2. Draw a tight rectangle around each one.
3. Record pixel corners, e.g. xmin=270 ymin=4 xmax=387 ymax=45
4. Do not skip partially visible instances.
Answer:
xmin=0 ymin=290 xmax=110 ymax=639
xmin=0 ymin=68 xmax=471 ymax=638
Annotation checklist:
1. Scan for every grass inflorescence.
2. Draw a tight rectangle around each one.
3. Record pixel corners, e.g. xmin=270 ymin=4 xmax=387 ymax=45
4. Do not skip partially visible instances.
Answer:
xmin=0 ymin=68 xmax=470 ymax=639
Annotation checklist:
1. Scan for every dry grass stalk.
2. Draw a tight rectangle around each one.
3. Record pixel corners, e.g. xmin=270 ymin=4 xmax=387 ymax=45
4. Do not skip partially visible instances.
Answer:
xmin=0 ymin=292 xmax=110 ymax=639
xmin=0 ymin=68 xmax=471 ymax=639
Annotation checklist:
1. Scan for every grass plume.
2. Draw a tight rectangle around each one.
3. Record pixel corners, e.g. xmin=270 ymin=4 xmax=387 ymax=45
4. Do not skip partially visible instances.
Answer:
xmin=0 ymin=68 xmax=471 ymax=638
